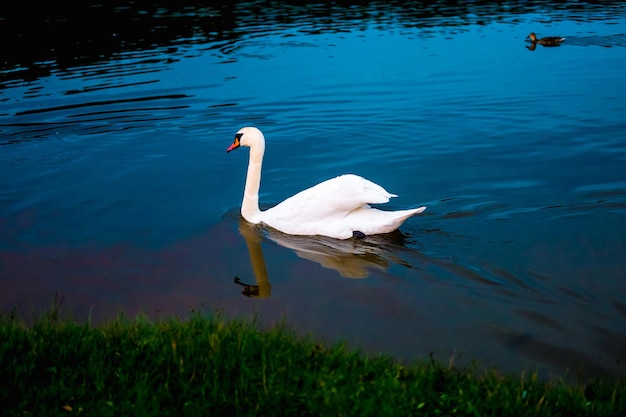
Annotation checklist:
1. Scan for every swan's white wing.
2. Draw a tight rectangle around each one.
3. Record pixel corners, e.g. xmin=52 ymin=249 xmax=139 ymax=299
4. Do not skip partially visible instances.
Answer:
xmin=262 ymin=174 xmax=395 ymax=223
xmin=256 ymin=173 xmax=425 ymax=239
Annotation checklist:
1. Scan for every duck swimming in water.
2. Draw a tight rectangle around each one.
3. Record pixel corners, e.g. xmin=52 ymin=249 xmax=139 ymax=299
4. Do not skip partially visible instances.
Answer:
xmin=527 ymin=32 xmax=566 ymax=46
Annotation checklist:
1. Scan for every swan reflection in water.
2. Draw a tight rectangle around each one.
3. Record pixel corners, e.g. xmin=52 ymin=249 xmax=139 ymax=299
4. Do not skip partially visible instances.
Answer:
xmin=234 ymin=217 xmax=417 ymax=297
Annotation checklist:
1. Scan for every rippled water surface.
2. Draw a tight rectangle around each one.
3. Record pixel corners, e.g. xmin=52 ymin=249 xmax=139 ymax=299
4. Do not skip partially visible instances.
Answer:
xmin=2 ymin=1 xmax=626 ymax=380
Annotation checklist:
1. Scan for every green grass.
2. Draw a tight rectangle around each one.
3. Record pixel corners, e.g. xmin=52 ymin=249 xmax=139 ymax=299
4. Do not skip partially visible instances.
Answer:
xmin=1 ymin=308 xmax=624 ymax=416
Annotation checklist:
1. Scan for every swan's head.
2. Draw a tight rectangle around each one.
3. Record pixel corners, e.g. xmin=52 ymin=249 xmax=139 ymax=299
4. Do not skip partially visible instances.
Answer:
xmin=226 ymin=127 xmax=265 ymax=153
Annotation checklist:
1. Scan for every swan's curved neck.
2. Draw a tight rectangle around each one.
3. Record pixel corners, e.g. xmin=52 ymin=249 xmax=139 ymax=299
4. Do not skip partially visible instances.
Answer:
xmin=241 ymin=141 xmax=265 ymax=223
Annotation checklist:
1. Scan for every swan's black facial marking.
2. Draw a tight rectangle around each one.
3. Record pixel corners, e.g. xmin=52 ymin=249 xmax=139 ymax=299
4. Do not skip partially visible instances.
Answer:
xmin=226 ymin=133 xmax=243 ymax=153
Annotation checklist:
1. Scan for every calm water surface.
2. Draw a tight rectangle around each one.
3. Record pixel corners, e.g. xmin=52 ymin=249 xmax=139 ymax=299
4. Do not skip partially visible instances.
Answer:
xmin=2 ymin=1 xmax=626 ymax=380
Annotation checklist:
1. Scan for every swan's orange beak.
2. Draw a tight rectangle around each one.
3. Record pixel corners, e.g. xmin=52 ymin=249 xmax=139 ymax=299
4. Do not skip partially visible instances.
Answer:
xmin=226 ymin=136 xmax=240 ymax=153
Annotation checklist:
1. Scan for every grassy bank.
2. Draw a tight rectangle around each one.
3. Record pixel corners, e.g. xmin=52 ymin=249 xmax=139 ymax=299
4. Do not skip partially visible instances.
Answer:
xmin=1 ymin=311 xmax=624 ymax=417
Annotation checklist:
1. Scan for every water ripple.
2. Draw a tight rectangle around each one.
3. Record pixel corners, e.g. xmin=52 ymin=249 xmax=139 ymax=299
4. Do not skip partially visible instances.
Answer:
xmin=14 ymin=94 xmax=188 ymax=117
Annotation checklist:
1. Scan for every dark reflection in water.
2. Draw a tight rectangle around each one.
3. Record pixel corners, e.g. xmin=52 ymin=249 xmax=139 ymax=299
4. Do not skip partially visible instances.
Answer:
xmin=2 ymin=0 xmax=626 ymax=81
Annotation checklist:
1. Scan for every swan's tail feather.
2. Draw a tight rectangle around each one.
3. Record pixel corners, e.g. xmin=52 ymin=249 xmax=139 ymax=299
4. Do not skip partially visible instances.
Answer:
xmin=365 ymin=206 xmax=427 ymax=236
xmin=389 ymin=206 xmax=426 ymax=227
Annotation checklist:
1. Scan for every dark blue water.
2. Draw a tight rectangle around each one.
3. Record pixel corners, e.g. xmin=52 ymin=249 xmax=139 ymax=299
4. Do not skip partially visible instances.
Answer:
xmin=2 ymin=1 xmax=626 ymax=380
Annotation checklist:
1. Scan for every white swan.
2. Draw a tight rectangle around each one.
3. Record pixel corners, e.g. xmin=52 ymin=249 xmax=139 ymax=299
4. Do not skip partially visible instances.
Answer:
xmin=226 ymin=127 xmax=426 ymax=240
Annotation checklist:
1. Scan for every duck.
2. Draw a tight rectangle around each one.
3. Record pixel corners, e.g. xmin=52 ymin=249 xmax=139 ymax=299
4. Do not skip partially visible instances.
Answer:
xmin=226 ymin=127 xmax=426 ymax=240
xmin=527 ymin=32 xmax=565 ymax=46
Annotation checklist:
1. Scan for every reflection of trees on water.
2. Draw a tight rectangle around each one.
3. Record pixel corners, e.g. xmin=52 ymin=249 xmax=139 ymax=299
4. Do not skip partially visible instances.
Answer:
xmin=3 ymin=1 xmax=625 ymax=80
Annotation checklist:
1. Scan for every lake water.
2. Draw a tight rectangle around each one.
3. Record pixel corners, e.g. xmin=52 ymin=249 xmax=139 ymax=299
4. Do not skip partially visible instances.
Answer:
xmin=2 ymin=1 xmax=626 ymax=381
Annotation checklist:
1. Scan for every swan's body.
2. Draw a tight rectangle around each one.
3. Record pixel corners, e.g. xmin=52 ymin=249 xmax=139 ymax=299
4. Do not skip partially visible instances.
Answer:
xmin=227 ymin=127 xmax=426 ymax=240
